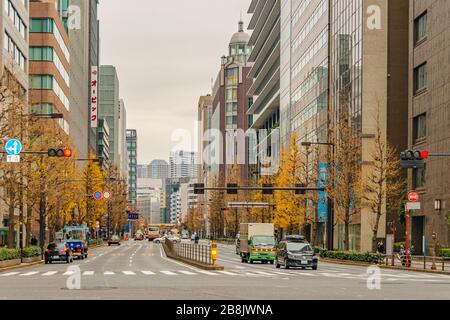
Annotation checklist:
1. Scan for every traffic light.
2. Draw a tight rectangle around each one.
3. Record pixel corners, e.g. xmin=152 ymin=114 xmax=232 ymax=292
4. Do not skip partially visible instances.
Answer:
xmin=193 ymin=183 xmax=205 ymax=195
xmin=48 ymin=148 xmax=72 ymax=158
xmin=262 ymin=184 xmax=274 ymax=195
xmin=227 ymin=183 xmax=238 ymax=195
xmin=400 ymin=149 xmax=428 ymax=169
xmin=295 ymin=184 xmax=307 ymax=195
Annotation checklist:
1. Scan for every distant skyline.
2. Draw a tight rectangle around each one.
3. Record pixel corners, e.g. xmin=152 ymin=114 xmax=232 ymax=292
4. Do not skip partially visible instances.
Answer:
xmin=98 ymin=0 xmax=251 ymax=163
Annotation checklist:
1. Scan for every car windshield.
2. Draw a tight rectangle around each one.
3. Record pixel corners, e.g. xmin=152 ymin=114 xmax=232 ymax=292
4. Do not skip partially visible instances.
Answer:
xmin=286 ymin=243 xmax=313 ymax=252
xmin=252 ymin=236 xmax=275 ymax=246
xmin=111 ymin=236 xmax=118 ymax=240
xmin=48 ymin=243 xmax=64 ymax=250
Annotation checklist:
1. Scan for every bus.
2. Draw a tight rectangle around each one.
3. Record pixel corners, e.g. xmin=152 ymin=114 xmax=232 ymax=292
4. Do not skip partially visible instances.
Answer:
xmin=145 ymin=224 xmax=175 ymax=240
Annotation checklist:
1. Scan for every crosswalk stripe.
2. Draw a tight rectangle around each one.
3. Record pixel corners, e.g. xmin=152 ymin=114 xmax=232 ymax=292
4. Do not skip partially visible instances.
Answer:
xmin=20 ymin=272 xmax=39 ymax=276
xmin=160 ymin=271 xmax=177 ymax=275
xmin=244 ymin=272 xmax=260 ymax=276
xmin=272 ymin=271 xmax=290 ymax=275
xmin=104 ymin=271 xmax=115 ymax=275
xmin=63 ymin=271 xmax=75 ymax=276
xmin=123 ymin=271 xmax=136 ymax=275
xmin=178 ymin=271 xmax=197 ymax=275
xmin=0 ymin=272 xmax=19 ymax=277
xmin=83 ymin=271 xmax=94 ymax=276
xmin=296 ymin=272 xmax=318 ymax=277
xmin=196 ymin=270 xmax=219 ymax=276
xmin=141 ymin=271 xmax=155 ymax=275
xmin=42 ymin=271 xmax=58 ymax=276
xmin=218 ymin=271 xmax=239 ymax=276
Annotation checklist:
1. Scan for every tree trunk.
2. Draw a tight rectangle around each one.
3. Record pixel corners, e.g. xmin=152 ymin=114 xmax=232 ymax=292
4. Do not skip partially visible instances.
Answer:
xmin=344 ymin=216 xmax=350 ymax=251
xmin=7 ymin=202 xmax=15 ymax=248
xmin=25 ymin=205 xmax=32 ymax=247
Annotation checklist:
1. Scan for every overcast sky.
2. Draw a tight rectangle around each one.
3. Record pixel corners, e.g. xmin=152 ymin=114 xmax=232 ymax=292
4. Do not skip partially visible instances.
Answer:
xmin=98 ymin=0 xmax=251 ymax=164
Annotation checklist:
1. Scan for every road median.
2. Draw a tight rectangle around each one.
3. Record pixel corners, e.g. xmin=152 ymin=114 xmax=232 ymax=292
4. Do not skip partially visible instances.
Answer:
xmin=162 ymin=241 xmax=224 ymax=271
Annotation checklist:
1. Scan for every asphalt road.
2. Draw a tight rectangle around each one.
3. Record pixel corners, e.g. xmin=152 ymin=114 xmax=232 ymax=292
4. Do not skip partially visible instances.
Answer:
xmin=0 ymin=240 xmax=449 ymax=300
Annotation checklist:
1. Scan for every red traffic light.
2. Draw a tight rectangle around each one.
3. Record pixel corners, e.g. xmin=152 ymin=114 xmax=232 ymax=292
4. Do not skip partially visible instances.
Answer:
xmin=63 ymin=148 xmax=72 ymax=158
xmin=420 ymin=150 xmax=429 ymax=159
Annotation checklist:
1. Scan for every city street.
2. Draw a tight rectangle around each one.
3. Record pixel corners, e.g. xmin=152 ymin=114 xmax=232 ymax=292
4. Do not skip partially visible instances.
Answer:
xmin=0 ymin=240 xmax=449 ymax=300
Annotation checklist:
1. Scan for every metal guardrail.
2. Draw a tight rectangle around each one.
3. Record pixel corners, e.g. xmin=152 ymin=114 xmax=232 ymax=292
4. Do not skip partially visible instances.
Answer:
xmin=384 ymin=255 xmax=450 ymax=272
xmin=166 ymin=240 xmax=213 ymax=265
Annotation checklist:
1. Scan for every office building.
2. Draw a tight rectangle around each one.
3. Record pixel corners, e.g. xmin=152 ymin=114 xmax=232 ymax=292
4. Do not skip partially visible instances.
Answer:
xmin=126 ymin=129 xmax=137 ymax=207
xmin=96 ymin=118 xmax=110 ymax=169
xmin=210 ymin=21 xmax=252 ymax=182
xmin=150 ymin=159 xmax=169 ymax=180
xmin=169 ymin=150 xmax=198 ymax=179
xmin=29 ymin=0 xmax=70 ymax=134
xmin=407 ymin=0 xmax=450 ymax=252
xmin=247 ymin=0 xmax=281 ymax=178
xmin=99 ymin=65 xmax=122 ymax=167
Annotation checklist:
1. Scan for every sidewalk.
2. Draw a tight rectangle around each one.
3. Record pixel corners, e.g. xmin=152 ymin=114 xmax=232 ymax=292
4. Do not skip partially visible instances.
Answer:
xmin=0 ymin=259 xmax=43 ymax=273
xmin=320 ymin=257 xmax=450 ymax=276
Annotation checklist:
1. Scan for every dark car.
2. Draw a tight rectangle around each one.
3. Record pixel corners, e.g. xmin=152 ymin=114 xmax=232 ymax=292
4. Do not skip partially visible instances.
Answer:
xmin=66 ymin=240 xmax=88 ymax=260
xmin=275 ymin=236 xmax=318 ymax=270
xmin=108 ymin=235 xmax=121 ymax=246
xmin=44 ymin=242 xmax=74 ymax=264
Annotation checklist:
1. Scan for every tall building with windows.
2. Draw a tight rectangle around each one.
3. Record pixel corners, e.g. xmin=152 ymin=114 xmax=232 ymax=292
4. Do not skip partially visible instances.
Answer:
xmin=169 ymin=151 xmax=198 ymax=179
xmin=210 ymin=21 xmax=252 ymax=182
xmin=408 ymin=0 xmax=450 ymax=252
xmin=29 ymin=0 xmax=70 ymax=134
xmin=99 ymin=65 xmax=120 ymax=166
xmin=150 ymin=159 xmax=169 ymax=179
xmin=247 ymin=0 xmax=281 ymax=179
xmin=96 ymin=118 xmax=109 ymax=169
xmin=126 ymin=129 xmax=137 ymax=207
xmin=328 ymin=0 xmax=409 ymax=252
xmin=0 ymin=0 xmax=29 ymax=248
xmin=1 ymin=0 xmax=28 ymax=91
xmin=67 ymin=0 xmax=100 ymax=159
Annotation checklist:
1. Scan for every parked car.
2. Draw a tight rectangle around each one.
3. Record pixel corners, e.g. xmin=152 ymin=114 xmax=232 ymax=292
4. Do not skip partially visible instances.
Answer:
xmin=45 ymin=242 xmax=74 ymax=264
xmin=275 ymin=236 xmax=318 ymax=270
xmin=108 ymin=235 xmax=121 ymax=246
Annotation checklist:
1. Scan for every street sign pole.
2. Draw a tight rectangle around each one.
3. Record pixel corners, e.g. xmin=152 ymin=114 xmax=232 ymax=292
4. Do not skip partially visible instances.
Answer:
xmin=405 ymin=205 xmax=409 ymax=270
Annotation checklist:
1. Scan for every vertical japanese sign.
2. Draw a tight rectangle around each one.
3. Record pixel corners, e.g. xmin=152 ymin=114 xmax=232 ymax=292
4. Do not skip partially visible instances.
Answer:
xmin=90 ymin=66 xmax=98 ymax=128
xmin=317 ymin=162 xmax=328 ymax=223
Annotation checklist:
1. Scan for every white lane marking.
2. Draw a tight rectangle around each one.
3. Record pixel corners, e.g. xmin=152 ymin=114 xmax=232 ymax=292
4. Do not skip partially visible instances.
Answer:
xmin=178 ymin=270 xmax=197 ymax=275
xmin=63 ymin=270 xmax=75 ymax=276
xmin=104 ymin=271 xmax=115 ymax=275
xmin=196 ymin=270 xmax=219 ymax=276
xmin=123 ymin=271 xmax=136 ymax=275
xmin=20 ymin=271 xmax=39 ymax=276
xmin=83 ymin=271 xmax=94 ymax=276
xmin=42 ymin=271 xmax=58 ymax=276
xmin=218 ymin=271 xmax=239 ymax=276
xmin=160 ymin=271 xmax=177 ymax=275
xmin=244 ymin=272 xmax=260 ymax=277
xmin=272 ymin=271 xmax=290 ymax=275
xmin=141 ymin=271 xmax=155 ymax=275
xmin=0 ymin=272 xmax=19 ymax=277
xmin=255 ymin=271 xmax=277 ymax=276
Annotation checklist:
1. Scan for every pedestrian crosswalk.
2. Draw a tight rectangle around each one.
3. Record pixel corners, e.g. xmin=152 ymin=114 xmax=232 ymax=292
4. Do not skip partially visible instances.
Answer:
xmin=1 ymin=269 xmax=449 ymax=282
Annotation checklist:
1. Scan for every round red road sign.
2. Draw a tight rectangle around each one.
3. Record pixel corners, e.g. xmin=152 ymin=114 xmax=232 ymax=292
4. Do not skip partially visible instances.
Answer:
xmin=408 ymin=192 xmax=419 ymax=202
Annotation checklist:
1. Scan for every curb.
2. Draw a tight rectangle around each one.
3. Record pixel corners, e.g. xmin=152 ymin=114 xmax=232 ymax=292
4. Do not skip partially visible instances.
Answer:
xmin=162 ymin=245 xmax=224 ymax=271
xmin=0 ymin=260 xmax=44 ymax=273
xmin=319 ymin=258 xmax=450 ymax=276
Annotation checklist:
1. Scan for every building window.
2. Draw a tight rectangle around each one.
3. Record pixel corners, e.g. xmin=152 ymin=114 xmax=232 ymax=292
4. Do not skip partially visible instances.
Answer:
xmin=413 ymin=113 xmax=426 ymax=143
xmin=414 ymin=63 xmax=427 ymax=94
xmin=226 ymin=68 xmax=238 ymax=86
xmin=414 ymin=11 xmax=427 ymax=44
xmin=413 ymin=165 xmax=426 ymax=189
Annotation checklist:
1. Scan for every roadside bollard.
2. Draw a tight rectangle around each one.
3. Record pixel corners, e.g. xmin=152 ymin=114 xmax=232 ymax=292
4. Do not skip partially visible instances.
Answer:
xmin=211 ymin=242 xmax=217 ymax=265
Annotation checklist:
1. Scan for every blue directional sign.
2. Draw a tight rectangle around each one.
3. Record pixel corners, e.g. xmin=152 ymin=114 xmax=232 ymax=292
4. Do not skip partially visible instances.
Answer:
xmin=128 ymin=213 xmax=139 ymax=220
xmin=5 ymin=139 xmax=22 ymax=155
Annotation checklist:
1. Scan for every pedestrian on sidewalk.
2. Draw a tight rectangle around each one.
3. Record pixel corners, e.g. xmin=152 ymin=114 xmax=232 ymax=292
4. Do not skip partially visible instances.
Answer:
xmin=194 ymin=233 xmax=199 ymax=245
